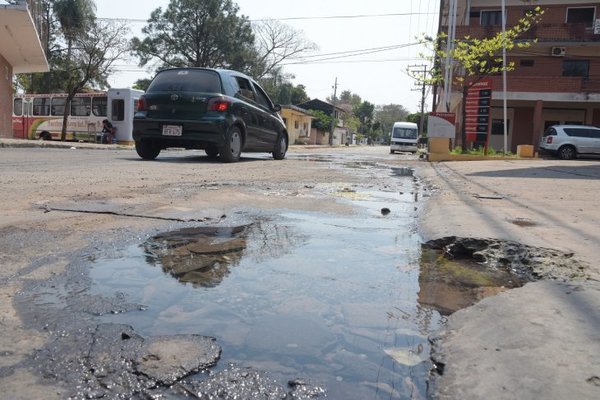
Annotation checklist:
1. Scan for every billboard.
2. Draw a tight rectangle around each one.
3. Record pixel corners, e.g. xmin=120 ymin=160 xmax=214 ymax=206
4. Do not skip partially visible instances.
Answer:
xmin=465 ymin=79 xmax=492 ymax=145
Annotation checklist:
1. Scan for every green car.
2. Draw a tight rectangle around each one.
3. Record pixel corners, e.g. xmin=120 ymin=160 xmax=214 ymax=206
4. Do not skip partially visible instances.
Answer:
xmin=133 ymin=67 xmax=288 ymax=163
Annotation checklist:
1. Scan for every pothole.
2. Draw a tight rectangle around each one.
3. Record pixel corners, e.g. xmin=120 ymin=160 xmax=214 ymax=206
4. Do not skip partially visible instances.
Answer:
xmin=419 ymin=236 xmax=588 ymax=315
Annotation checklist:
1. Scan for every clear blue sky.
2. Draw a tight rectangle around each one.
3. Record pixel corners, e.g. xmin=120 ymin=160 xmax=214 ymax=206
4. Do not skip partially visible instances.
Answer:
xmin=95 ymin=0 xmax=440 ymax=112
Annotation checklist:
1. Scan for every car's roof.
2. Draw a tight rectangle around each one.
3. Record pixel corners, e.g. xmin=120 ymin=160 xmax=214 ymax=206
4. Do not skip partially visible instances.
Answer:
xmin=157 ymin=67 xmax=255 ymax=81
xmin=552 ymin=125 xmax=600 ymax=129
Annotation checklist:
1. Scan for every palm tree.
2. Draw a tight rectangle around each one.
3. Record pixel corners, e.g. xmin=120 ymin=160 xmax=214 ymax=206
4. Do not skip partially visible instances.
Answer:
xmin=52 ymin=0 xmax=96 ymax=140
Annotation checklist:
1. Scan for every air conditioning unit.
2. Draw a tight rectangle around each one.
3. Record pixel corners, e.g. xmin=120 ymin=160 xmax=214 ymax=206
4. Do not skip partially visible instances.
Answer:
xmin=551 ymin=47 xmax=566 ymax=57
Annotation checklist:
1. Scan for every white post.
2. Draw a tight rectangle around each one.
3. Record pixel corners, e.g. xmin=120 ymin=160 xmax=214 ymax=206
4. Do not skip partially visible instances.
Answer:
xmin=502 ymin=0 xmax=508 ymax=153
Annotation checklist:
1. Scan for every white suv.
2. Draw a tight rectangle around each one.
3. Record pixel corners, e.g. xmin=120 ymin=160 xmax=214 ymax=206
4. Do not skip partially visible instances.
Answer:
xmin=539 ymin=125 xmax=600 ymax=160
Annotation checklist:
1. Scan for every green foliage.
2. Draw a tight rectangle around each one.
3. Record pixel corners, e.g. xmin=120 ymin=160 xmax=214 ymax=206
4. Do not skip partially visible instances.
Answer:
xmin=131 ymin=0 xmax=257 ymax=73
xmin=309 ymin=110 xmax=333 ymax=131
xmin=450 ymin=146 xmax=516 ymax=157
xmin=53 ymin=0 xmax=96 ymax=42
xmin=133 ymin=78 xmax=152 ymax=92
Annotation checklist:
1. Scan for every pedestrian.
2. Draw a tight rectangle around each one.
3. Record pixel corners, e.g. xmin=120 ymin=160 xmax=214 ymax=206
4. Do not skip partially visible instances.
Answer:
xmin=101 ymin=119 xmax=116 ymax=144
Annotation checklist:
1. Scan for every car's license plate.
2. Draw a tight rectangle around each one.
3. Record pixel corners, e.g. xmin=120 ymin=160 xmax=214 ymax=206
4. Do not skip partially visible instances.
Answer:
xmin=162 ymin=125 xmax=182 ymax=136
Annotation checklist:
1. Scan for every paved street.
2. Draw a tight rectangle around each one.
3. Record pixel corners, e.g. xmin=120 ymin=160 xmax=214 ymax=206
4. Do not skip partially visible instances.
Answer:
xmin=0 ymin=141 xmax=598 ymax=399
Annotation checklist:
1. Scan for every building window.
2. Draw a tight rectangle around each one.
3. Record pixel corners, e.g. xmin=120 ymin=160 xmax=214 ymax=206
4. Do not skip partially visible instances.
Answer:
xmin=294 ymin=120 xmax=299 ymax=129
xmin=566 ymin=7 xmax=595 ymax=27
xmin=481 ymin=10 xmax=502 ymax=26
xmin=491 ymin=119 xmax=509 ymax=135
xmin=519 ymin=59 xmax=535 ymax=67
xmin=562 ymin=60 xmax=590 ymax=78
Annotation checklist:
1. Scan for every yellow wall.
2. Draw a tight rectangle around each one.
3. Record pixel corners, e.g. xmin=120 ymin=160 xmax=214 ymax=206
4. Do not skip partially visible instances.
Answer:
xmin=281 ymin=108 xmax=313 ymax=145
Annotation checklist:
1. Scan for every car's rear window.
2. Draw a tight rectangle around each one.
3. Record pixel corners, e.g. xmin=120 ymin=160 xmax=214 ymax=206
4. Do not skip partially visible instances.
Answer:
xmin=147 ymin=69 xmax=222 ymax=93
xmin=543 ymin=127 xmax=557 ymax=137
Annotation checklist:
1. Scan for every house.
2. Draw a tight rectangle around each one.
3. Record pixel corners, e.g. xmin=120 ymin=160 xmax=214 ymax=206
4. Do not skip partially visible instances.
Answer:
xmin=296 ymin=98 xmax=351 ymax=145
xmin=435 ymin=0 xmax=600 ymax=152
xmin=280 ymin=105 xmax=314 ymax=145
xmin=0 ymin=0 xmax=48 ymax=137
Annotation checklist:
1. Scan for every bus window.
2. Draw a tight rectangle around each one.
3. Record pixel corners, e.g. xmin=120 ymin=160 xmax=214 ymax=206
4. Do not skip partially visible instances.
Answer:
xmin=71 ymin=96 xmax=91 ymax=116
xmin=13 ymin=98 xmax=23 ymax=116
xmin=33 ymin=97 xmax=50 ymax=116
xmin=111 ymin=99 xmax=125 ymax=121
xmin=92 ymin=96 xmax=107 ymax=116
xmin=51 ymin=97 xmax=66 ymax=116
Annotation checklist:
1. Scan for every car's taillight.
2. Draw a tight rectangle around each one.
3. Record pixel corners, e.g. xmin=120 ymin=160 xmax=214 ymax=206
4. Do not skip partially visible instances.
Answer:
xmin=208 ymin=97 xmax=231 ymax=112
xmin=137 ymin=96 xmax=147 ymax=111
xmin=547 ymin=136 xmax=553 ymax=144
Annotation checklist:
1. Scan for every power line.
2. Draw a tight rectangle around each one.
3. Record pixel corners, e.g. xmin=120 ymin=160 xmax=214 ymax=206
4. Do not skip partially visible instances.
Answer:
xmin=95 ymin=11 xmax=437 ymax=24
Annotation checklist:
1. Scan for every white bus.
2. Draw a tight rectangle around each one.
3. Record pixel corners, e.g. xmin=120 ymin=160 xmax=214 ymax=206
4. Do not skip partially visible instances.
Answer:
xmin=390 ymin=121 xmax=419 ymax=153
xmin=13 ymin=88 xmax=144 ymax=144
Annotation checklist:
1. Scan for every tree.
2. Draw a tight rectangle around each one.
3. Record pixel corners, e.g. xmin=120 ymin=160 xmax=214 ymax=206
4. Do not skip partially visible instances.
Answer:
xmin=133 ymin=78 xmax=152 ymax=92
xmin=251 ymin=19 xmax=317 ymax=80
xmin=131 ymin=0 xmax=256 ymax=73
xmin=57 ymin=19 xmax=131 ymax=140
xmin=337 ymin=90 xmax=362 ymax=108
xmin=418 ymin=7 xmax=544 ymax=150
xmin=374 ymin=104 xmax=410 ymax=138
xmin=353 ymin=101 xmax=375 ymax=142
xmin=309 ymin=110 xmax=333 ymax=131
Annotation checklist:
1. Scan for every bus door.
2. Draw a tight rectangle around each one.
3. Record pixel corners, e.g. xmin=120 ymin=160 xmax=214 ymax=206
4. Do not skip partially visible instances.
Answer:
xmin=12 ymin=98 xmax=30 ymax=139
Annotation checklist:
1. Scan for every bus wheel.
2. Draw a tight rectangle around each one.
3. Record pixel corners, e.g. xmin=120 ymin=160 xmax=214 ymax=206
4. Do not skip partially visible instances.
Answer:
xmin=135 ymin=140 xmax=160 ymax=160
xmin=40 ymin=131 xmax=52 ymax=141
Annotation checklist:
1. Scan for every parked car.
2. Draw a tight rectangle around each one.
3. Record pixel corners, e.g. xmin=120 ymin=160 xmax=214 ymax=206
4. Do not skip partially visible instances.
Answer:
xmin=133 ymin=67 xmax=288 ymax=163
xmin=539 ymin=125 xmax=600 ymax=160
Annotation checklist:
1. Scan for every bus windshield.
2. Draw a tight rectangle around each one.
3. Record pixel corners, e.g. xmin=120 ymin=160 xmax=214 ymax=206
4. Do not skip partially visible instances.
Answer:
xmin=392 ymin=127 xmax=417 ymax=139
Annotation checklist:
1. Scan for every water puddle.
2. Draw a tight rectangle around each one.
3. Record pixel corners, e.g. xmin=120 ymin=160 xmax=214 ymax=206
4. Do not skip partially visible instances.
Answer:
xmin=21 ymin=162 xmax=545 ymax=399
xmin=89 ymin=188 xmax=440 ymax=399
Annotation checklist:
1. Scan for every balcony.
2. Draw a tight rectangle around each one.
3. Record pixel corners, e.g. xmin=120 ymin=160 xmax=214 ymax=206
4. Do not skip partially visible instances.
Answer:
xmin=482 ymin=75 xmax=600 ymax=94
xmin=0 ymin=0 xmax=48 ymax=73
xmin=445 ymin=22 xmax=600 ymax=43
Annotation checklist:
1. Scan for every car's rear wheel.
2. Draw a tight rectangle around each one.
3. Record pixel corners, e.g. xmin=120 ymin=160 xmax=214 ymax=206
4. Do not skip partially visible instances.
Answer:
xmin=205 ymin=145 xmax=219 ymax=159
xmin=220 ymin=126 xmax=242 ymax=163
xmin=135 ymin=140 xmax=160 ymax=160
xmin=272 ymin=132 xmax=288 ymax=160
xmin=558 ymin=145 xmax=576 ymax=160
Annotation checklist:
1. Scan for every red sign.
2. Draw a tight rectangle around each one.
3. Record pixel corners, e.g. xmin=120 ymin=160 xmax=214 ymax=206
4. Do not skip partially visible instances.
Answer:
xmin=464 ymin=79 xmax=492 ymax=144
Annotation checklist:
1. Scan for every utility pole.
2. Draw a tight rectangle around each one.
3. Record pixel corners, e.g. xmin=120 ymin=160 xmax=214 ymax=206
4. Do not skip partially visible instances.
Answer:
xmin=409 ymin=64 xmax=429 ymax=138
xmin=328 ymin=77 xmax=338 ymax=146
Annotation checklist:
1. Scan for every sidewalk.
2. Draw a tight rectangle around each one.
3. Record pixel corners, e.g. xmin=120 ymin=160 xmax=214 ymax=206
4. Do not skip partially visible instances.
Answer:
xmin=0 ymin=138 xmax=131 ymax=150
xmin=419 ymin=160 xmax=600 ymax=400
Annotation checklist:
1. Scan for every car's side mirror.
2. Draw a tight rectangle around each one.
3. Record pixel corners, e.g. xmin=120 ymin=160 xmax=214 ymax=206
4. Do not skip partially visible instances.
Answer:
xmin=272 ymin=104 xmax=282 ymax=112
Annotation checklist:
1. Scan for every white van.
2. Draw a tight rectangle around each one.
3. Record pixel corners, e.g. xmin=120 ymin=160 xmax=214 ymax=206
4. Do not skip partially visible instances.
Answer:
xmin=390 ymin=122 xmax=418 ymax=153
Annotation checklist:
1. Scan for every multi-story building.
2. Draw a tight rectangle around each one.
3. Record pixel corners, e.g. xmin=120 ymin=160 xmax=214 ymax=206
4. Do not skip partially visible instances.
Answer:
xmin=436 ymin=0 xmax=600 ymax=151
xmin=0 ymin=0 xmax=48 ymax=137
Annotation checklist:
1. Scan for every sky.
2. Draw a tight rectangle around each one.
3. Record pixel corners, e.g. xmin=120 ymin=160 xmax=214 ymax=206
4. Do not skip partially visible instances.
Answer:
xmin=95 ymin=0 xmax=440 ymax=113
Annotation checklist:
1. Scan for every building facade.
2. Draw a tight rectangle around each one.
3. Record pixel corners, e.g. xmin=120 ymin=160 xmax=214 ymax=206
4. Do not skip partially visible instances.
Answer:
xmin=280 ymin=105 xmax=314 ymax=145
xmin=0 ymin=0 xmax=48 ymax=137
xmin=437 ymin=0 xmax=600 ymax=151
xmin=296 ymin=98 xmax=351 ymax=145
